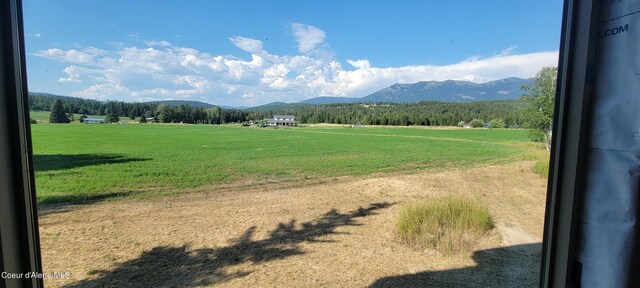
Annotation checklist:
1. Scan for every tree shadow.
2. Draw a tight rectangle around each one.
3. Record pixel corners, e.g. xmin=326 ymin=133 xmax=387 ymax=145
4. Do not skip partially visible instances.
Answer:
xmin=369 ymin=243 xmax=542 ymax=287
xmin=64 ymin=202 xmax=394 ymax=288
xmin=37 ymin=191 xmax=134 ymax=215
xmin=33 ymin=154 xmax=151 ymax=172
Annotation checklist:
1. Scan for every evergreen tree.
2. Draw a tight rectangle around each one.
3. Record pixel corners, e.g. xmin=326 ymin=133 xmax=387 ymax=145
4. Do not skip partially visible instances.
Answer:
xmin=139 ymin=116 xmax=147 ymax=123
xmin=49 ymin=99 xmax=70 ymax=123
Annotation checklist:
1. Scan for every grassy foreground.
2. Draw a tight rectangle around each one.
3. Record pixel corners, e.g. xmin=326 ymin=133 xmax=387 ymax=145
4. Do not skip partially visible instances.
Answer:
xmin=31 ymin=124 xmax=529 ymax=203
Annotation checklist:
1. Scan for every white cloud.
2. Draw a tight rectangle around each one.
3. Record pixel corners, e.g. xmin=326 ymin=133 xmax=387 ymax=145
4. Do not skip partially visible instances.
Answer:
xmin=261 ymin=64 xmax=290 ymax=89
xmin=229 ymin=36 xmax=263 ymax=54
xmin=33 ymin=23 xmax=558 ymax=106
xmin=34 ymin=48 xmax=106 ymax=64
xmin=131 ymin=88 xmax=173 ymax=97
xmin=58 ymin=66 xmax=81 ymax=83
xmin=498 ymin=45 xmax=518 ymax=56
xmin=347 ymin=59 xmax=371 ymax=69
xmin=71 ymin=83 xmax=126 ymax=99
xmin=145 ymin=40 xmax=172 ymax=47
xmin=291 ymin=23 xmax=326 ymax=53
xmin=57 ymin=65 xmax=106 ymax=83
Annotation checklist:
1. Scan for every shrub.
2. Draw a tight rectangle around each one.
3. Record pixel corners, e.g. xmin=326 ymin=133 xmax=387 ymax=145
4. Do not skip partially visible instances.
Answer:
xmin=139 ymin=116 xmax=147 ymax=123
xmin=470 ymin=119 xmax=484 ymax=128
xmin=396 ymin=197 xmax=494 ymax=255
xmin=527 ymin=129 xmax=547 ymax=143
xmin=457 ymin=121 xmax=465 ymax=127
xmin=488 ymin=118 xmax=506 ymax=129
xmin=30 ymin=118 xmax=37 ymax=124
xmin=104 ymin=113 xmax=119 ymax=123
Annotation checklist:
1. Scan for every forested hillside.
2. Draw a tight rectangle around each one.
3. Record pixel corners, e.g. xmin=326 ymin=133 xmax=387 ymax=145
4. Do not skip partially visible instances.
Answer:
xmin=29 ymin=93 xmax=525 ymax=127
xmin=29 ymin=93 xmax=248 ymax=124
xmin=249 ymin=101 xmax=525 ymax=127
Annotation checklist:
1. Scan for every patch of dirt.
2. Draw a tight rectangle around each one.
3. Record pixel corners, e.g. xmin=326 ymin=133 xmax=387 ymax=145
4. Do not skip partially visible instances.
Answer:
xmin=498 ymin=225 xmax=538 ymax=247
xmin=38 ymin=161 xmax=547 ymax=287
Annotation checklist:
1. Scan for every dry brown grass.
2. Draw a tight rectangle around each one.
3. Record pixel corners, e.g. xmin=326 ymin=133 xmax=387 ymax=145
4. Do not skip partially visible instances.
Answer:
xmin=396 ymin=197 xmax=494 ymax=255
xmin=38 ymin=161 xmax=547 ymax=287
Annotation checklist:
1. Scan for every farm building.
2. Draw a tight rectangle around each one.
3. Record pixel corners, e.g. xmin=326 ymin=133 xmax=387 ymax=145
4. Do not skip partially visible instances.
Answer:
xmin=83 ymin=118 xmax=104 ymax=124
xmin=267 ymin=115 xmax=297 ymax=127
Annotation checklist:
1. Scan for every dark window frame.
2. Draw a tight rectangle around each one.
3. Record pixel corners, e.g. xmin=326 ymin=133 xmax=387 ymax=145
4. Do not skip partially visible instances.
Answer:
xmin=0 ymin=0 xmax=43 ymax=287
xmin=540 ymin=0 xmax=599 ymax=287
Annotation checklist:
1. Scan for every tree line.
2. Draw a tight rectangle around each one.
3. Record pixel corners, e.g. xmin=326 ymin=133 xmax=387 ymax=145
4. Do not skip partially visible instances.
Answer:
xmin=30 ymin=93 xmax=249 ymax=124
xmin=250 ymin=100 xmax=525 ymax=127
xmin=35 ymin=92 xmax=526 ymax=127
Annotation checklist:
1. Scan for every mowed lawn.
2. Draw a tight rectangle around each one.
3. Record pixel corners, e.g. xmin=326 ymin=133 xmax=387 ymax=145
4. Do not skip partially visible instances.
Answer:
xmin=31 ymin=124 xmax=529 ymax=203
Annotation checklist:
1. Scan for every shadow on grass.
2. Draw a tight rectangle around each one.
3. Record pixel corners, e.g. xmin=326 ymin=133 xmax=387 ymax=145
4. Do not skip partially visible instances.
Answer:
xmin=63 ymin=202 xmax=393 ymax=288
xmin=37 ymin=192 xmax=133 ymax=215
xmin=370 ymin=243 xmax=542 ymax=287
xmin=33 ymin=154 xmax=151 ymax=172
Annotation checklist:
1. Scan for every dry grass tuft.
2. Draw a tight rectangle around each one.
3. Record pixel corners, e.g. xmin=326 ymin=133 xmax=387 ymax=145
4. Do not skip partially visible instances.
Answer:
xmin=505 ymin=141 xmax=550 ymax=177
xmin=533 ymin=160 xmax=549 ymax=177
xmin=396 ymin=197 xmax=494 ymax=255
xmin=521 ymin=143 xmax=550 ymax=177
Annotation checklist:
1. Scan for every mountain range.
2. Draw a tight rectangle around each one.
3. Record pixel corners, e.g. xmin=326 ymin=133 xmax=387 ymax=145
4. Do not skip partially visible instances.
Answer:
xmin=144 ymin=100 xmax=216 ymax=108
xmin=298 ymin=77 xmax=532 ymax=105
xmin=30 ymin=77 xmax=533 ymax=109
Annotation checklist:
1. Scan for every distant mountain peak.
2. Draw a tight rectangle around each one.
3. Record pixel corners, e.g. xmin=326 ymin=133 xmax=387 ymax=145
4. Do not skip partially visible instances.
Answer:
xmin=295 ymin=77 xmax=531 ymax=105
xmin=361 ymin=77 xmax=531 ymax=103
xmin=143 ymin=100 xmax=215 ymax=108
xmin=299 ymin=96 xmax=361 ymax=105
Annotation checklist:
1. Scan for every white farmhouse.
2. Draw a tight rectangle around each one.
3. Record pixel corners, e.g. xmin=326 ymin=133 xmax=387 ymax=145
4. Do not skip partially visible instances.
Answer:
xmin=267 ymin=115 xmax=297 ymax=127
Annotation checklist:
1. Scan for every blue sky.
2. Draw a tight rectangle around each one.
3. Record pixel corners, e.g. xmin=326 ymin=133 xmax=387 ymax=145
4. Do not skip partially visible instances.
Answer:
xmin=23 ymin=0 xmax=563 ymax=106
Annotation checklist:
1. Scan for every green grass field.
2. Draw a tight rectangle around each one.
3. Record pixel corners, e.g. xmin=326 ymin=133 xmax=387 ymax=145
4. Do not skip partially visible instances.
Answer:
xmin=31 ymin=124 xmax=530 ymax=203
xmin=30 ymin=111 xmax=52 ymax=122
xmin=30 ymin=111 xmax=106 ymax=123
